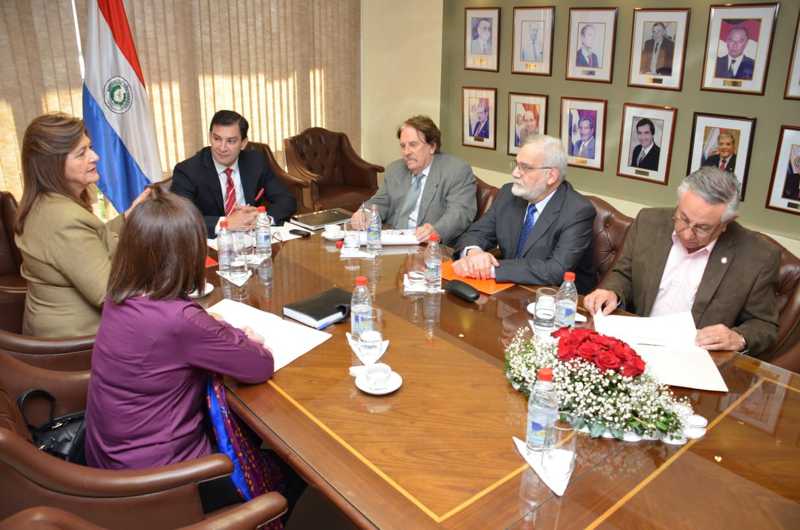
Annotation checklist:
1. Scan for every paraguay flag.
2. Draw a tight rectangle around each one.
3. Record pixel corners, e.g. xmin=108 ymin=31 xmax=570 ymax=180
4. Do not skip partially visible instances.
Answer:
xmin=82 ymin=0 xmax=161 ymax=213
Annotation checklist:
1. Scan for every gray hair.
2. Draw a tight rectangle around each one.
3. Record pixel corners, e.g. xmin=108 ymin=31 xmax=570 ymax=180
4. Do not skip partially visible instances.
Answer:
xmin=677 ymin=166 xmax=740 ymax=222
xmin=521 ymin=134 xmax=568 ymax=181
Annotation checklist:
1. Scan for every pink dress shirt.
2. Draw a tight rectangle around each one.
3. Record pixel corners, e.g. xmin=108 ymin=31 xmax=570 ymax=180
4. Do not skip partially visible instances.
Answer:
xmin=649 ymin=232 xmax=717 ymax=317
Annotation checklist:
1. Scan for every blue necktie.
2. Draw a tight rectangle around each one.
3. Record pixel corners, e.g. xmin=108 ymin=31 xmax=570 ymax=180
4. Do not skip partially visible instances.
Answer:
xmin=515 ymin=204 xmax=537 ymax=258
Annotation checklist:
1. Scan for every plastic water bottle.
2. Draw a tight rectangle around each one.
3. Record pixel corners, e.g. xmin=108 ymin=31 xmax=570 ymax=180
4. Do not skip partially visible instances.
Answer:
xmin=366 ymin=204 xmax=382 ymax=253
xmin=555 ymin=272 xmax=578 ymax=329
xmin=526 ymin=367 xmax=558 ymax=453
xmin=424 ymin=233 xmax=442 ymax=293
xmin=217 ymin=219 xmax=233 ymax=275
xmin=254 ymin=206 xmax=272 ymax=263
xmin=351 ymin=275 xmax=372 ymax=339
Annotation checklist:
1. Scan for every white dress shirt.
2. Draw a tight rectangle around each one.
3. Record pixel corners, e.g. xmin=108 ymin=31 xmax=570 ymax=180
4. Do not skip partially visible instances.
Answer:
xmin=213 ymin=159 xmax=243 ymax=235
xmin=407 ymin=162 xmax=432 ymax=229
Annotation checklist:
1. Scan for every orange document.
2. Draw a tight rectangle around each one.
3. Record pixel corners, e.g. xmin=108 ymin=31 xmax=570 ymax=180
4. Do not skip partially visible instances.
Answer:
xmin=205 ymin=256 xmax=218 ymax=268
xmin=441 ymin=260 xmax=514 ymax=295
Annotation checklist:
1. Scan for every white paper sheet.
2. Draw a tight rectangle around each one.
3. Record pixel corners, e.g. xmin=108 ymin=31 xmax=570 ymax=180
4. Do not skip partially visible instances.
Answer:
xmin=358 ymin=229 xmax=419 ymax=246
xmin=208 ymin=299 xmax=331 ymax=371
xmin=206 ymin=222 xmax=307 ymax=251
xmin=593 ymin=312 xmax=728 ymax=392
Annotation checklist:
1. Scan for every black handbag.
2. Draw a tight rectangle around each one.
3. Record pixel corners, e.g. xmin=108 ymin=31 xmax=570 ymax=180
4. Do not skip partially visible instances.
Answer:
xmin=16 ymin=388 xmax=86 ymax=464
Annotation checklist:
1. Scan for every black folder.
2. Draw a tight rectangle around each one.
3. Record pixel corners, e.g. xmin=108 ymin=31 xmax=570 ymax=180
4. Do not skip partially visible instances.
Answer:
xmin=282 ymin=288 xmax=351 ymax=329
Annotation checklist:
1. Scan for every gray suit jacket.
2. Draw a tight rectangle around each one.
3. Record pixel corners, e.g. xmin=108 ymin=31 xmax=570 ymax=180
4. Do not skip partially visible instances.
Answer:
xmin=454 ymin=181 xmax=596 ymax=294
xmin=366 ymin=153 xmax=476 ymax=245
xmin=601 ymin=208 xmax=780 ymax=355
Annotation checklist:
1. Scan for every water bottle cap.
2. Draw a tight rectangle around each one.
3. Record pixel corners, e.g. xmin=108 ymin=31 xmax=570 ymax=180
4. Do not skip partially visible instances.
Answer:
xmin=537 ymin=367 xmax=553 ymax=381
xmin=428 ymin=233 xmax=440 ymax=242
xmin=563 ymin=271 xmax=575 ymax=282
xmin=257 ymin=206 xmax=266 ymax=213
xmin=355 ymin=276 xmax=368 ymax=286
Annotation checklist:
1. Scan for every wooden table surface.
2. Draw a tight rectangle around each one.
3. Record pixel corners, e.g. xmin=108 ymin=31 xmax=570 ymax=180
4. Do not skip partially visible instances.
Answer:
xmin=203 ymin=235 xmax=800 ymax=529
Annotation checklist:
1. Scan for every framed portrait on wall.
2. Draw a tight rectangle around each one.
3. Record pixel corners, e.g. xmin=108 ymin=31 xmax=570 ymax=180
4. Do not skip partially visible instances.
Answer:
xmin=766 ymin=126 xmax=800 ymax=216
xmin=700 ymin=3 xmax=779 ymax=95
xmin=560 ymin=97 xmax=607 ymax=171
xmin=785 ymin=12 xmax=800 ymax=99
xmin=465 ymin=8 xmax=500 ymax=72
xmin=462 ymin=87 xmax=497 ymax=150
xmin=511 ymin=6 xmax=555 ymax=76
xmin=617 ymin=103 xmax=677 ymax=185
xmin=508 ymin=93 xmax=548 ymax=156
xmin=687 ymin=113 xmax=756 ymax=200
xmin=566 ymin=8 xmax=617 ymax=83
xmin=628 ymin=8 xmax=690 ymax=91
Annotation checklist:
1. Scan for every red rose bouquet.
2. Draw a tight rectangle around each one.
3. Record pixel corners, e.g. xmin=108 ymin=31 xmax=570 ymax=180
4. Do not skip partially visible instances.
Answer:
xmin=552 ymin=328 xmax=645 ymax=377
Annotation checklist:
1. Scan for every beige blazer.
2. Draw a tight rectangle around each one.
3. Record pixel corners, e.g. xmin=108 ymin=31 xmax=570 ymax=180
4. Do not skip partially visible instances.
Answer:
xmin=15 ymin=193 xmax=124 ymax=338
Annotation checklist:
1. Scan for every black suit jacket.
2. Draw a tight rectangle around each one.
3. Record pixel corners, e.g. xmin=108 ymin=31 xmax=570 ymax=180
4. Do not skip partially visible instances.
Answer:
xmin=631 ymin=144 xmax=660 ymax=171
xmin=454 ymin=181 xmax=596 ymax=294
xmin=171 ymin=147 xmax=297 ymax=236
xmin=703 ymin=154 xmax=737 ymax=173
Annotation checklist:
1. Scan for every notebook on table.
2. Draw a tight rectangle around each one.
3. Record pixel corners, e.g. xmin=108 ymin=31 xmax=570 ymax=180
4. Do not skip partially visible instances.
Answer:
xmin=291 ymin=208 xmax=351 ymax=231
xmin=282 ymin=287 xmax=351 ymax=329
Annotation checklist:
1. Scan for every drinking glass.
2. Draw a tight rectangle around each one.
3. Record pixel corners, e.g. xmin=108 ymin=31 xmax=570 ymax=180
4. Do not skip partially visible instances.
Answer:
xmin=343 ymin=221 xmax=360 ymax=250
xmin=356 ymin=308 xmax=383 ymax=365
xmin=229 ymin=228 xmax=252 ymax=281
xmin=406 ymin=249 xmax=427 ymax=291
xmin=542 ymin=419 xmax=576 ymax=484
xmin=532 ymin=287 xmax=557 ymax=338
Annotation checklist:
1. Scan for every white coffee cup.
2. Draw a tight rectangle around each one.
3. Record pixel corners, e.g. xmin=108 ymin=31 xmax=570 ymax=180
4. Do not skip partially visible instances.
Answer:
xmin=324 ymin=223 xmax=342 ymax=235
xmin=365 ymin=363 xmax=391 ymax=390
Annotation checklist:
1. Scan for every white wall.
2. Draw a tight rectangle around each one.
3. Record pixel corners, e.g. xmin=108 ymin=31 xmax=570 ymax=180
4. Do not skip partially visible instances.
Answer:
xmin=361 ymin=1 xmax=443 ymax=168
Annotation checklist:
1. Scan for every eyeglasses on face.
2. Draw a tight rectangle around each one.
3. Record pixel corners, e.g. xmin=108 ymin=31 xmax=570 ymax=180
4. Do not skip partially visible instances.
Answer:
xmin=509 ymin=161 xmax=553 ymax=174
xmin=672 ymin=211 xmax=719 ymax=238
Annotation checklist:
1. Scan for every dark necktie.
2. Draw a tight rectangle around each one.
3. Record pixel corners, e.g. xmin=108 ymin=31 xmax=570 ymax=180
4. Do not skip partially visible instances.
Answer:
xmin=514 ymin=204 xmax=537 ymax=258
xmin=727 ymin=59 xmax=736 ymax=77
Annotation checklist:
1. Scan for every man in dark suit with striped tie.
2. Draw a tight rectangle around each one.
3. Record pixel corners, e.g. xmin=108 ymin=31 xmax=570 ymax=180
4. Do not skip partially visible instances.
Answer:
xmin=452 ymin=135 xmax=596 ymax=293
xmin=171 ymin=110 xmax=296 ymax=237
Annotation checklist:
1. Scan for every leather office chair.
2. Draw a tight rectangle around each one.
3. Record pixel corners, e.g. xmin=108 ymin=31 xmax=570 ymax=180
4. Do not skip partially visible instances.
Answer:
xmin=0 ymin=290 xmax=92 ymax=371
xmin=245 ymin=141 xmax=312 ymax=214
xmin=0 ymin=502 xmax=286 ymax=530
xmin=758 ymin=234 xmax=800 ymax=372
xmin=0 ymin=192 xmax=25 ymax=294
xmin=284 ymin=127 xmax=383 ymax=213
xmin=585 ymin=196 xmax=634 ymax=286
xmin=474 ymin=177 xmax=499 ymax=222
xmin=0 ymin=353 xmax=287 ymax=530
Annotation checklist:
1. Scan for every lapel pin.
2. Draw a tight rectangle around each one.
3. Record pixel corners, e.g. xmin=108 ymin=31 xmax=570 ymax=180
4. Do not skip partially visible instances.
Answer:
xmin=721 ymin=257 xmax=728 ymax=264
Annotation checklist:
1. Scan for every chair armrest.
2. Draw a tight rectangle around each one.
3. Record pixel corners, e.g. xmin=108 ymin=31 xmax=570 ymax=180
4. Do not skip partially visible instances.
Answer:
xmin=0 ymin=506 xmax=105 ymax=529
xmin=282 ymin=139 xmax=322 ymax=185
xmin=0 ymin=431 xmax=234 ymax=497
xmin=0 ymin=353 xmax=89 ymax=414
xmin=339 ymin=134 xmax=384 ymax=174
xmin=183 ymin=492 xmax=287 ymax=530
xmin=0 ymin=330 xmax=95 ymax=356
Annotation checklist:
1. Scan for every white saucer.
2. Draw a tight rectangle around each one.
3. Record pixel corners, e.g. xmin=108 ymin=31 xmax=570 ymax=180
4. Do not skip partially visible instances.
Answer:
xmin=189 ymin=282 xmax=214 ymax=298
xmin=355 ymin=370 xmax=402 ymax=395
xmin=322 ymin=231 xmax=344 ymax=241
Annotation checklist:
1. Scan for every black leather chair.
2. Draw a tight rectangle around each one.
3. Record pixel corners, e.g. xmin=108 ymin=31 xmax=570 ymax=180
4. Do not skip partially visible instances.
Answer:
xmin=245 ymin=141 xmax=312 ymax=214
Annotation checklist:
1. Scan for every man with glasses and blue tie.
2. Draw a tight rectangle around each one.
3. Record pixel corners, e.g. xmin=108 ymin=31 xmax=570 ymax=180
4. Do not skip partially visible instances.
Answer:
xmin=452 ymin=135 xmax=596 ymax=293
xmin=351 ymin=115 xmax=476 ymax=245
xmin=584 ymin=167 xmax=780 ymax=355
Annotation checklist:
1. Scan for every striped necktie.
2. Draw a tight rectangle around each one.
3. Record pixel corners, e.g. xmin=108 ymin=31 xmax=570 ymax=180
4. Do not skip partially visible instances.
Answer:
xmin=224 ymin=167 xmax=236 ymax=216
xmin=514 ymin=204 xmax=537 ymax=258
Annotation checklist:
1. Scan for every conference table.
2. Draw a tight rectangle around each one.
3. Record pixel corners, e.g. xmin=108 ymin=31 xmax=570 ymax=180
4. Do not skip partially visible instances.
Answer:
xmin=202 ymin=234 xmax=800 ymax=529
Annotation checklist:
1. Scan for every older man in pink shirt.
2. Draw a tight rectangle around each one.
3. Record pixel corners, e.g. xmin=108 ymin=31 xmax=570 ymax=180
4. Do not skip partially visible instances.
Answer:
xmin=584 ymin=167 xmax=780 ymax=356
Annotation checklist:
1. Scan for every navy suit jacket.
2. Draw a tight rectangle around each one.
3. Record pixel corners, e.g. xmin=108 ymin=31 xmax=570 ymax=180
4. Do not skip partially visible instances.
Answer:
xmin=576 ymin=49 xmax=599 ymax=68
xmin=631 ymin=144 xmax=660 ymax=171
xmin=171 ymin=147 xmax=297 ymax=236
xmin=471 ymin=120 xmax=489 ymax=139
xmin=703 ymin=154 xmax=737 ymax=173
xmin=454 ymin=181 xmax=596 ymax=294
xmin=715 ymin=55 xmax=755 ymax=80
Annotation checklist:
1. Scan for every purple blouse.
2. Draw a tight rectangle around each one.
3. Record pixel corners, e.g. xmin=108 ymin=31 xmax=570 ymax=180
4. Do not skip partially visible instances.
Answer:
xmin=85 ymin=297 xmax=274 ymax=470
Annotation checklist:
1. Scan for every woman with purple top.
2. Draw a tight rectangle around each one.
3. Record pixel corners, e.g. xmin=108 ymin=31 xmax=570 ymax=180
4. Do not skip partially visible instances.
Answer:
xmin=83 ymin=187 xmax=281 ymax=510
